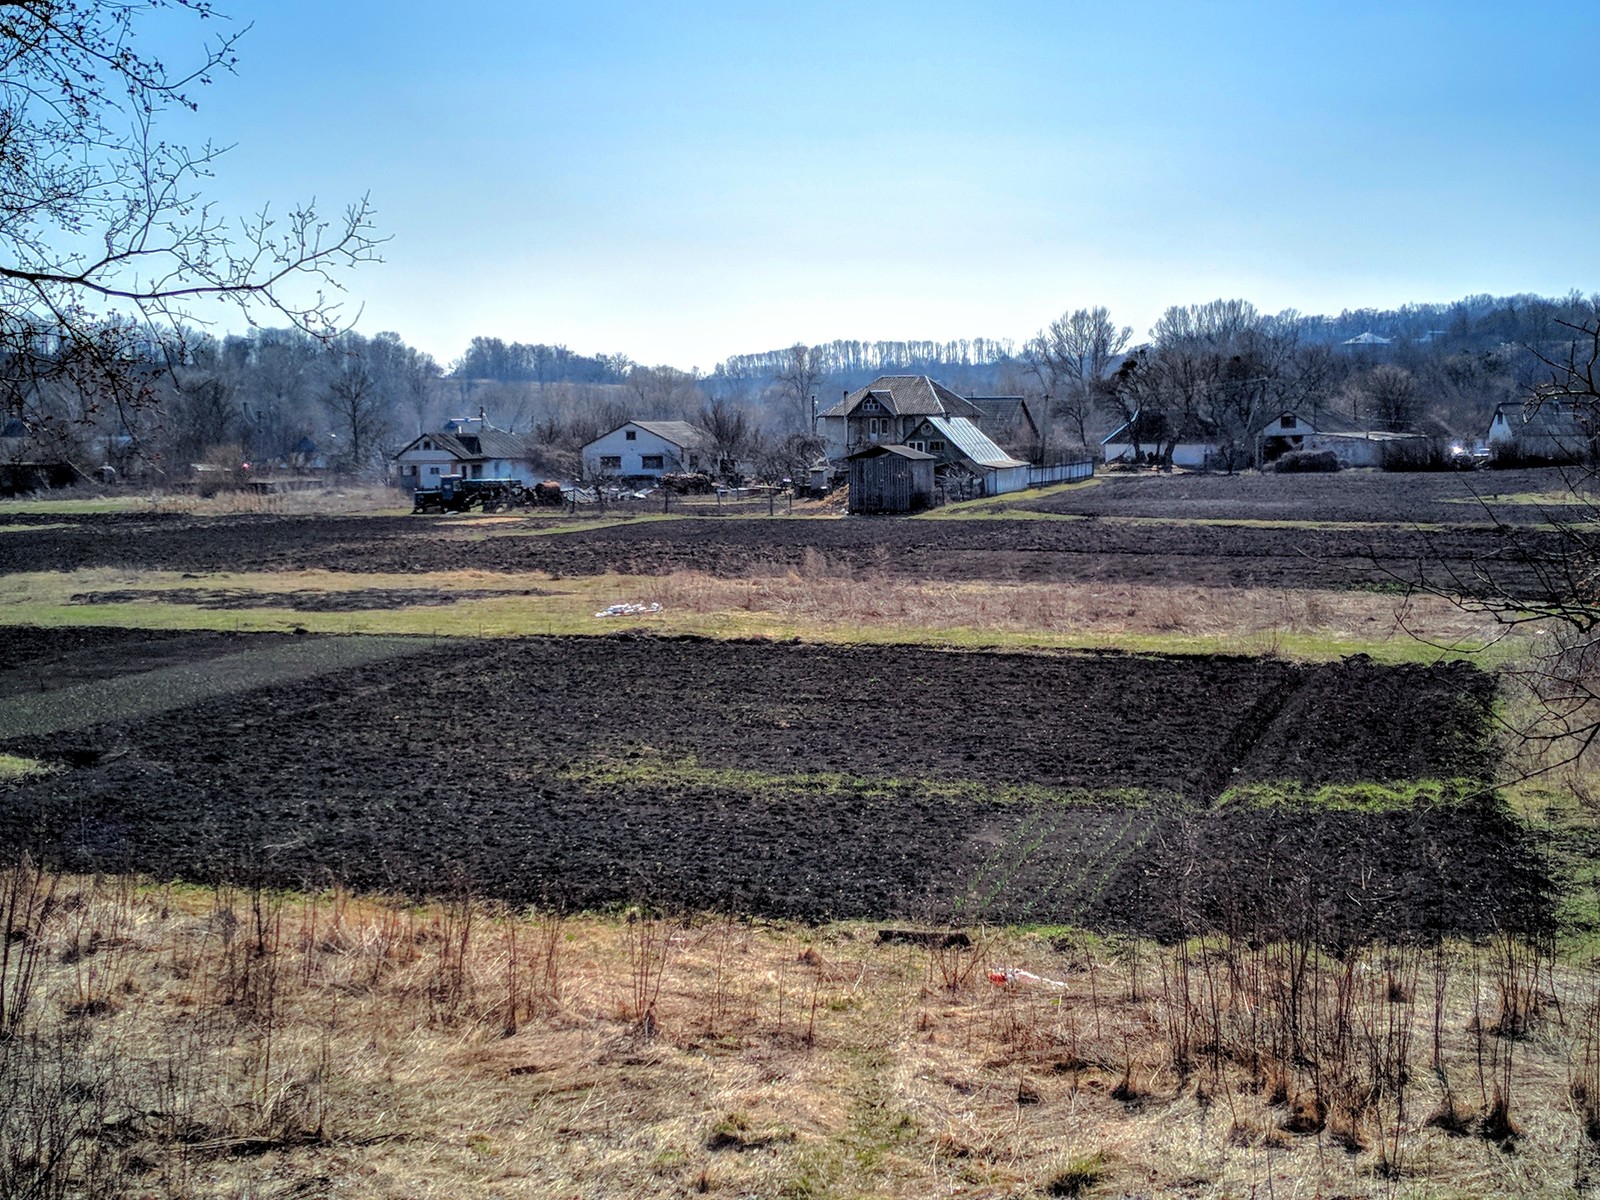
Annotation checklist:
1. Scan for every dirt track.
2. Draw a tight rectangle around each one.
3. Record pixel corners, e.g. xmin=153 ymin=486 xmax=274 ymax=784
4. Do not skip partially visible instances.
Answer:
xmin=0 ymin=628 xmax=1539 ymax=940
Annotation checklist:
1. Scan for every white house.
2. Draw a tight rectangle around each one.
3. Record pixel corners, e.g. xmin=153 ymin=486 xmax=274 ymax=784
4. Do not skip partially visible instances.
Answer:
xmin=1487 ymin=400 xmax=1591 ymax=463
xmin=392 ymin=412 xmax=541 ymax=494
xmin=582 ymin=420 xmax=707 ymax=480
xmin=1101 ymin=411 xmax=1221 ymax=469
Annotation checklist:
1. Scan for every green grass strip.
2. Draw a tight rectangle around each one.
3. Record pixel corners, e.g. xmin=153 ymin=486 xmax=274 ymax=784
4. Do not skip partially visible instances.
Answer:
xmin=558 ymin=751 xmax=1159 ymax=808
xmin=1216 ymin=777 xmax=1494 ymax=812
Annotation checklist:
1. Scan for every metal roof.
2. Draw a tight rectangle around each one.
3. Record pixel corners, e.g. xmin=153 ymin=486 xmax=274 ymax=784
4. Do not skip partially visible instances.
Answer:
xmin=925 ymin=416 xmax=1027 ymax=469
xmin=846 ymin=443 xmax=935 ymax=461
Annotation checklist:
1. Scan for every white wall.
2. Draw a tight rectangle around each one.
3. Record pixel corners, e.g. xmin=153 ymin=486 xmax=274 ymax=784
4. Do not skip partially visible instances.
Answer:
xmin=583 ymin=424 xmax=698 ymax=479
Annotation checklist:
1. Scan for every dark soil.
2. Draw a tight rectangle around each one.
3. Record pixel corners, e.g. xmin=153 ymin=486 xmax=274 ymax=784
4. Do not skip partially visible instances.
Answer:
xmin=1021 ymin=467 xmax=1594 ymax=525
xmin=66 ymin=586 xmax=550 ymax=611
xmin=0 ymin=509 xmax=1569 ymax=595
xmin=0 ymin=628 xmax=1541 ymax=940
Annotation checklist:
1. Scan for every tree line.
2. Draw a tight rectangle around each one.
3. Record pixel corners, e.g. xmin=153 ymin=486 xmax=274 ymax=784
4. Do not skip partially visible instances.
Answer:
xmin=9 ymin=289 xmax=1600 ymax=485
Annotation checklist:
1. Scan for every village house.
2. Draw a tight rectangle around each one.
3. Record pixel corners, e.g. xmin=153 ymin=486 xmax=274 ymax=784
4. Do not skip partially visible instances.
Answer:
xmin=581 ymin=420 xmax=708 ymax=481
xmin=1102 ymin=407 xmax=1440 ymax=470
xmin=900 ymin=415 xmax=1030 ymax=498
xmin=817 ymin=376 xmax=988 ymax=460
xmin=1487 ymin=399 xmax=1592 ymax=464
xmin=1100 ymin=411 xmax=1222 ymax=470
xmin=392 ymin=410 xmax=541 ymax=494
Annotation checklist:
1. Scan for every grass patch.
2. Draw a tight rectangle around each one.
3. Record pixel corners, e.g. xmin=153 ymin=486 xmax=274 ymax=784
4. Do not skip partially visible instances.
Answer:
xmin=915 ymin=477 xmax=1100 ymax=520
xmin=0 ymin=752 xmax=52 ymax=781
xmin=1217 ymin=777 xmax=1494 ymax=812
xmin=1044 ymin=1151 xmax=1107 ymax=1197
xmin=558 ymin=750 xmax=1159 ymax=809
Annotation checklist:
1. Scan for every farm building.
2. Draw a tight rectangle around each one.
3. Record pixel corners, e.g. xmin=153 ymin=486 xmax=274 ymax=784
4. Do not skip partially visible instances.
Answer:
xmin=392 ymin=411 xmax=541 ymax=495
xmin=582 ymin=420 xmax=709 ymax=481
xmin=1104 ymin=407 xmax=1439 ymax=470
xmin=0 ymin=415 xmax=76 ymax=495
xmin=1487 ymin=399 xmax=1592 ymax=464
xmin=846 ymin=444 xmax=936 ymax=513
xmin=901 ymin=415 xmax=1031 ymax=498
xmin=818 ymin=375 xmax=1034 ymax=465
xmin=1101 ymin=411 xmax=1222 ymax=469
xmin=1256 ymin=409 xmax=1439 ymax=468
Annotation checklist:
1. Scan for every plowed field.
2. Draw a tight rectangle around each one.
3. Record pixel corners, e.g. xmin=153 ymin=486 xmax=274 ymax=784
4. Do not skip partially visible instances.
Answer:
xmin=0 ymin=628 xmax=1543 ymax=941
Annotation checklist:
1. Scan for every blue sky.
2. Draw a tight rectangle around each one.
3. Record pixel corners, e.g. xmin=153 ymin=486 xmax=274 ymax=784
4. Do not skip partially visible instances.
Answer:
xmin=153 ymin=1 xmax=1600 ymax=370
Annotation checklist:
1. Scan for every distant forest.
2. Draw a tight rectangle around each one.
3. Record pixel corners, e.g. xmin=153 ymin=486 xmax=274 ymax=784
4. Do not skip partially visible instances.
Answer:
xmin=7 ymin=291 xmax=1597 ymax=484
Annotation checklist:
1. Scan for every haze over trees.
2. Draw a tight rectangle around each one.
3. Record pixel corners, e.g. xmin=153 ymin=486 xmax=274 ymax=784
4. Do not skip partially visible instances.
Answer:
xmin=9 ymin=285 xmax=1600 ymax=483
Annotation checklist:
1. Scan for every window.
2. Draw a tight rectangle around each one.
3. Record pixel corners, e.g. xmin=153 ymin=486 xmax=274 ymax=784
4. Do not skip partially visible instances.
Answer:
xmin=909 ymin=441 xmax=925 ymax=452
xmin=599 ymin=455 xmax=621 ymax=470
xmin=421 ymin=439 xmax=432 ymax=450
xmin=929 ymin=440 xmax=945 ymax=453
xmin=1280 ymin=415 xmax=1294 ymax=429
xmin=428 ymin=466 xmax=441 ymax=476
xmin=625 ymin=430 xmax=637 ymax=441
xmin=641 ymin=455 xmax=665 ymax=470
xmin=470 ymin=464 xmax=483 ymax=478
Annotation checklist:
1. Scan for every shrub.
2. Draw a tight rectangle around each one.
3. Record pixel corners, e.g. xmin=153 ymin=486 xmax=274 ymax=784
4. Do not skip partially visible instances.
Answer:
xmin=1273 ymin=450 xmax=1340 ymax=473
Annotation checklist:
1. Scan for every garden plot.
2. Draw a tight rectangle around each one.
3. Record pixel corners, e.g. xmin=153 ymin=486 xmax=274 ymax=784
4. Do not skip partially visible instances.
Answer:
xmin=0 ymin=630 xmax=1536 ymax=937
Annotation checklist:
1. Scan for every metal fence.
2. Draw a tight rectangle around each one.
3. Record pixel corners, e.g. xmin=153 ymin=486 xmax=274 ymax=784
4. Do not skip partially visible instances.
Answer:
xmin=1027 ymin=460 xmax=1095 ymax=486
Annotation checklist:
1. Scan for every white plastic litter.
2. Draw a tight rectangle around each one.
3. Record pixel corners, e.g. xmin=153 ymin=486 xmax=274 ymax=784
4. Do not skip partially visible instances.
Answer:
xmin=594 ymin=602 xmax=662 ymax=618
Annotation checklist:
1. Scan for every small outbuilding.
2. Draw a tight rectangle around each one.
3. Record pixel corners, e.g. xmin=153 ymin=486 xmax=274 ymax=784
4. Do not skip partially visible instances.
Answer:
xmin=847 ymin=444 xmax=936 ymax=514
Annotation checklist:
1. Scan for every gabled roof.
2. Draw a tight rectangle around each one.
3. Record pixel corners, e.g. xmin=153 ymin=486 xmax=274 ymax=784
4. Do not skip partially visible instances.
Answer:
xmin=1257 ymin=408 xmax=1367 ymax=436
xmin=1342 ymin=332 xmax=1393 ymax=346
xmin=819 ymin=375 xmax=983 ymax=420
xmin=846 ymin=443 xmax=935 ymax=461
xmin=1492 ymin=400 xmax=1588 ymax=440
xmin=627 ymin=420 xmax=704 ymax=449
xmin=966 ymin=395 xmax=1036 ymax=432
xmin=922 ymin=416 xmax=1027 ymax=469
xmin=394 ymin=428 xmax=536 ymax=462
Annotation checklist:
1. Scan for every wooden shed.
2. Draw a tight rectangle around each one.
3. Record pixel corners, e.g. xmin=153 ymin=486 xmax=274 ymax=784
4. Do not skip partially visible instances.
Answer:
xmin=846 ymin=444 xmax=936 ymax=514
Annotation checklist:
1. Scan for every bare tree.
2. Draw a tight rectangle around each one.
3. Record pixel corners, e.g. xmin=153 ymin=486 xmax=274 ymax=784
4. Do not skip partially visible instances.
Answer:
xmin=324 ymin=344 xmax=386 ymax=478
xmin=774 ymin=344 xmax=825 ymax=432
xmin=1360 ymin=365 xmax=1423 ymax=432
xmin=694 ymin=397 xmax=752 ymax=479
xmin=0 ymin=1 xmax=382 ymax=459
xmin=1025 ymin=306 xmax=1132 ymax=449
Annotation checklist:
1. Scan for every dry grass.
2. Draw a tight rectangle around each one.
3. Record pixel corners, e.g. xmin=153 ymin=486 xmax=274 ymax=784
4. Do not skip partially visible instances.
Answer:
xmin=647 ymin=567 xmax=1501 ymax=658
xmin=0 ymin=483 xmax=409 ymax=518
xmin=2 ymin=865 xmax=1596 ymax=1199
xmin=0 ymin=563 xmax=1501 ymax=661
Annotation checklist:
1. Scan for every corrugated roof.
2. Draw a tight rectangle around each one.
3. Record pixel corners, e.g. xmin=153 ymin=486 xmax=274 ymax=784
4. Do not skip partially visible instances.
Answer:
xmin=925 ymin=416 xmax=1027 ymax=469
xmin=967 ymin=396 xmax=1033 ymax=429
xmin=630 ymin=420 xmax=704 ymax=448
xmin=820 ymin=375 xmax=982 ymax=420
xmin=846 ymin=443 xmax=935 ymax=461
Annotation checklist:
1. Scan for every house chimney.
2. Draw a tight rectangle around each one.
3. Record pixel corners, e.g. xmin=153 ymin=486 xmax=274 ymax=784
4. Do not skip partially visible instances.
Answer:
xmin=478 ymin=405 xmax=486 ymax=427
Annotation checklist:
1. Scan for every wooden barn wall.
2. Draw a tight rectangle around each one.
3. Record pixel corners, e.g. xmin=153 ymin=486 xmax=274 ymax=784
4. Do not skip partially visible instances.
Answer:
xmin=849 ymin=457 xmax=934 ymax=513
